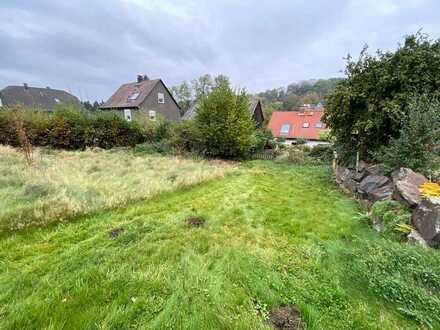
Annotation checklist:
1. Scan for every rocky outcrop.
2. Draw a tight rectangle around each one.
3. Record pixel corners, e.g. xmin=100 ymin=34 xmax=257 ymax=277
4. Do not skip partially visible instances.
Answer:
xmin=334 ymin=162 xmax=438 ymax=249
xmin=392 ymin=168 xmax=427 ymax=207
xmin=412 ymin=198 xmax=440 ymax=248
xmin=358 ymin=175 xmax=393 ymax=202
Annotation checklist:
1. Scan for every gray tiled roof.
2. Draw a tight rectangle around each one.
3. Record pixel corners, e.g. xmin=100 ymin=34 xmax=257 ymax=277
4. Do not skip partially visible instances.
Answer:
xmin=0 ymin=85 xmax=79 ymax=111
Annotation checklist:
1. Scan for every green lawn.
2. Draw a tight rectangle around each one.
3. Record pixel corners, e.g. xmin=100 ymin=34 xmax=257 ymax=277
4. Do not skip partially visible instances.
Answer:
xmin=0 ymin=157 xmax=439 ymax=329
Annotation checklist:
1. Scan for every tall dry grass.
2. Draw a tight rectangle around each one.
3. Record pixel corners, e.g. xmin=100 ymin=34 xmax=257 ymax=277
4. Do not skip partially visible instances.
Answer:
xmin=0 ymin=145 xmax=231 ymax=232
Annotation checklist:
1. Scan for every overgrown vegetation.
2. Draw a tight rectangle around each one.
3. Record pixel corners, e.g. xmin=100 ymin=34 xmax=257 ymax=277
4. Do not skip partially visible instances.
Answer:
xmin=1 ymin=160 xmax=437 ymax=329
xmin=374 ymin=98 xmax=440 ymax=175
xmin=0 ymin=146 xmax=230 ymax=232
xmin=325 ymin=33 xmax=440 ymax=168
xmin=0 ymin=105 xmax=146 ymax=149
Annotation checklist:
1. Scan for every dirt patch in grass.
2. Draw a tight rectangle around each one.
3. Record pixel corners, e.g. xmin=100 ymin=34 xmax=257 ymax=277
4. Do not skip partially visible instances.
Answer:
xmin=269 ymin=304 xmax=304 ymax=330
xmin=108 ymin=227 xmax=124 ymax=239
xmin=186 ymin=217 xmax=205 ymax=227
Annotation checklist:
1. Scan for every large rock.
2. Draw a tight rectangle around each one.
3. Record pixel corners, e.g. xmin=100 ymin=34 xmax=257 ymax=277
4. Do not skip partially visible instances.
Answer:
xmin=358 ymin=175 xmax=393 ymax=202
xmin=392 ymin=168 xmax=427 ymax=207
xmin=365 ymin=163 xmax=385 ymax=176
xmin=412 ymin=198 xmax=440 ymax=248
xmin=407 ymin=229 xmax=428 ymax=248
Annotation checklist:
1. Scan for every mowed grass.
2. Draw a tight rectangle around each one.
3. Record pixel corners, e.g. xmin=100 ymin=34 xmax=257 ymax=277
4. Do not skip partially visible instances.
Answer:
xmin=0 ymin=157 xmax=438 ymax=329
xmin=0 ymin=145 xmax=230 ymax=232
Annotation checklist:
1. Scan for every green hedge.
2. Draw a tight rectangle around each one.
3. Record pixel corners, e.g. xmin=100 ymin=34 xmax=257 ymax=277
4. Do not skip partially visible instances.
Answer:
xmin=0 ymin=106 xmax=147 ymax=150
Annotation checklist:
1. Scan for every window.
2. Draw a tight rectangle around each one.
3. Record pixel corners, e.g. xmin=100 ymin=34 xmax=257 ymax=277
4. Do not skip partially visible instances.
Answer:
xmin=280 ymin=123 xmax=290 ymax=135
xmin=0 ymin=97 xmax=3 ymax=107
xmin=149 ymin=110 xmax=156 ymax=120
xmin=124 ymin=109 xmax=132 ymax=122
xmin=54 ymin=98 xmax=60 ymax=103
xmin=315 ymin=122 xmax=323 ymax=128
xmin=158 ymin=93 xmax=165 ymax=104
xmin=128 ymin=91 xmax=140 ymax=101
xmin=302 ymin=122 xmax=310 ymax=128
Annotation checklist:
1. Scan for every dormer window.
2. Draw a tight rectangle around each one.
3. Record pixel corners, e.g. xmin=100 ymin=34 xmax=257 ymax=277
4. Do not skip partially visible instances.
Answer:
xmin=54 ymin=98 xmax=60 ymax=103
xmin=315 ymin=122 xmax=323 ymax=128
xmin=128 ymin=91 xmax=140 ymax=101
xmin=158 ymin=93 xmax=165 ymax=104
xmin=303 ymin=122 xmax=310 ymax=128
xmin=280 ymin=123 xmax=290 ymax=135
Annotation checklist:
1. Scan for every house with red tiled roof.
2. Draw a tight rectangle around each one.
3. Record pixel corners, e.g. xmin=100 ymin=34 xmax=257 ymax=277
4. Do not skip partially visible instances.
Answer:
xmin=268 ymin=109 xmax=329 ymax=146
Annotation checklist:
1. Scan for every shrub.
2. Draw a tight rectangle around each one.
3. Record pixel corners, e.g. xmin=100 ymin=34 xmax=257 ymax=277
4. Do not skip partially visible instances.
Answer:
xmin=295 ymin=138 xmax=307 ymax=145
xmin=309 ymin=144 xmax=333 ymax=162
xmin=374 ymin=98 xmax=440 ymax=175
xmin=194 ymin=77 xmax=256 ymax=158
xmin=168 ymin=120 xmax=199 ymax=154
xmin=251 ymin=128 xmax=275 ymax=153
xmin=0 ymin=106 xmax=147 ymax=150
xmin=325 ymin=33 xmax=440 ymax=161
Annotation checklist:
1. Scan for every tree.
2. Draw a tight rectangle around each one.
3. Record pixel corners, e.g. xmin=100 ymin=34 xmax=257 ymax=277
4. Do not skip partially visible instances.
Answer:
xmin=195 ymin=77 xmax=256 ymax=158
xmin=171 ymin=81 xmax=192 ymax=114
xmin=192 ymin=74 xmax=214 ymax=100
xmin=375 ymin=97 xmax=440 ymax=175
xmin=324 ymin=33 xmax=440 ymax=161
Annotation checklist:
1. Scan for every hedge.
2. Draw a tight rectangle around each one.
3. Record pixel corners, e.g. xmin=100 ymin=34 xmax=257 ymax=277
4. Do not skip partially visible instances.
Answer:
xmin=0 ymin=106 xmax=147 ymax=150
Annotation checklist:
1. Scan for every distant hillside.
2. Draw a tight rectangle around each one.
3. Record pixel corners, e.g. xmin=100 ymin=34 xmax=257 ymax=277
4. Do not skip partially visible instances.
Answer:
xmin=256 ymin=78 xmax=344 ymax=121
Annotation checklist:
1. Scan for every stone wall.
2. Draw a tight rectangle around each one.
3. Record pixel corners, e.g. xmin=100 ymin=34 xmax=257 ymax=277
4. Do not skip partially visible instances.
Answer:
xmin=335 ymin=161 xmax=440 ymax=248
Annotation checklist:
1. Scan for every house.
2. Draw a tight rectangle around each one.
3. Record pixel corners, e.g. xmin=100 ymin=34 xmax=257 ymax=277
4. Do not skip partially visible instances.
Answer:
xmin=268 ymin=109 xmax=329 ymax=147
xmin=182 ymin=97 xmax=265 ymax=126
xmin=0 ymin=84 xmax=80 ymax=111
xmin=100 ymin=75 xmax=181 ymax=122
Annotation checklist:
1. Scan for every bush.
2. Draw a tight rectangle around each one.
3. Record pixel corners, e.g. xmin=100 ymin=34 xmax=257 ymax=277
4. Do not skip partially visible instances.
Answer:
xmin=309 ymin=144 xmax=333 ymax=162
xmin=374 ymin=98 xmax=440 ymax=175
xmin=325 ymin=33 xmax=440 ymax=161
xmin=0 ymin=105 xmax=147 ymax=150
xmin=251 ymin=128 xmax=275 ymax=153
xmin=194 ymin=77 xmax=256 ymax=158
xmin=295 ymin=138 xmax=307 ymax=145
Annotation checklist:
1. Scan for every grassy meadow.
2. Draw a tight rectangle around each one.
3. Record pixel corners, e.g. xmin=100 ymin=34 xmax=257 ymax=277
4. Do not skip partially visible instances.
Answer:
xmin=0 ymin=145 xmax=230 ymax=232
xmin=0 ymin=149 xmax=439 ymax=329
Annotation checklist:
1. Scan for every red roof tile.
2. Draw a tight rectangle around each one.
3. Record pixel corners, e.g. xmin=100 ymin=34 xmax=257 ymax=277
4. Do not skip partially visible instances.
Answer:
xmin=268 ymin=110 xmax=326 ymax=140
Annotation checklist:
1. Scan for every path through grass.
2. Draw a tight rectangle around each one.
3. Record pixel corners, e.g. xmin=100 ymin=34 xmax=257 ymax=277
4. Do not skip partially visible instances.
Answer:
xmin=0 ymin=160 xmax=438 ymax=329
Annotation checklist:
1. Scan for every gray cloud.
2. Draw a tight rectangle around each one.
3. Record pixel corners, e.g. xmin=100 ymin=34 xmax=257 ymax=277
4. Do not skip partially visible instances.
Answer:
xmin=1 ymin=0 xmax=439 ymax=101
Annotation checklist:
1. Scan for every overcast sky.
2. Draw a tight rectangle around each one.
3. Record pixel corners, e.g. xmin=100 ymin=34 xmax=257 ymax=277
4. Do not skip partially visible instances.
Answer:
xmin=1 ymin=0 xmax=439 ymax=101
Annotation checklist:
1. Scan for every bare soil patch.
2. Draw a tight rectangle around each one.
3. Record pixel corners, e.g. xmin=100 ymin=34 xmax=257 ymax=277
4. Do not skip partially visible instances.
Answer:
xmin=269 ymin=304 xmax=304 ymax=330
xmin=108 ymin=227 xmax=124 ymax=238
xmin=186 ymin=217 xmax=205 ymax=227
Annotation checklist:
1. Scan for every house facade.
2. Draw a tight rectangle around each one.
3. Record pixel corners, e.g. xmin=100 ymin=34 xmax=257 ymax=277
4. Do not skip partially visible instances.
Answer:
xmin=100 ymin=75 xmax=181 ymax=122
xmin=268 ymin=109 xmax=329 ymax=147
xmin=0 ymin=84 xmax=79 ymax=111
xmin=182 ymin=98 xmax=265 ymax=126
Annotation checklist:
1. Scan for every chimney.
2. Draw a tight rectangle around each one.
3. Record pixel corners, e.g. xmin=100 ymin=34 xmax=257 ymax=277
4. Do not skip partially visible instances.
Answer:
xmin=137 ymin=75 xmax=143 ymax=83
xmin=23 ymin=83 xmax=28 ymax=90
xmin=143 ymin=74 xmax=149 ymax=81
xmin=46 ymin=86 xmax=51 ymax=89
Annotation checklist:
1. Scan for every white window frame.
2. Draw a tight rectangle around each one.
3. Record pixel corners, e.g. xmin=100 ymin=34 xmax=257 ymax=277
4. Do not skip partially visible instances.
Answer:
xmin=303 ymin=122 xmax=310 ymax=128
xmin=280 ymin=123 xmax=290 ymax=135
xmin=149 ymin=110 xmax=156 ymax=120
xmin=124 ymin=109 xmax=132 ymax=122
xmin=158 ymin=92 xmax=165 ymax=104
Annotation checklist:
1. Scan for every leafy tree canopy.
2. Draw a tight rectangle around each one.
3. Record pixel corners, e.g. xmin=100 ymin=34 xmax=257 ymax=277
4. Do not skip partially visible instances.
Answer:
xmin=324 ymin=33 xmax=440 ymax=161
xmin=194 ymin=77 xmax=255 ymax=158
